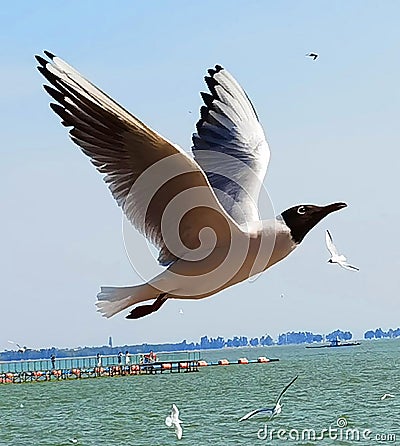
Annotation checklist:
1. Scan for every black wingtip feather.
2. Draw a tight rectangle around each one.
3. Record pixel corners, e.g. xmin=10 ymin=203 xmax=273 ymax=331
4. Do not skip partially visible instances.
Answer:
xmin=43 ymin=85 xmax=65 ymax=103
xmin=207 ymin=65 xmax=224 ymax=76
xmin=204 ymin=76 xmax=219 ymax=97
xmin=49 ymin=102 xmax=64 ymax=113
xmin=49 ymin=103 xmax=73 ymax=127
xmin=199 ymin=105 xmax=208 ymax=120
xmin=44 ymin=50 xmax=56 ymax=60
xmin=35 ymin=55 xmax=47 ymax=67
xmin=200 ymin=92 xmax=214 ymax=107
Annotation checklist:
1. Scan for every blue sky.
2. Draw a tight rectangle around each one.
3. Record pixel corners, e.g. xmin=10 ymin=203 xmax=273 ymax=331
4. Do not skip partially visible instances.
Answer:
xmin=1 ymin=1 xmax=399 ymax=350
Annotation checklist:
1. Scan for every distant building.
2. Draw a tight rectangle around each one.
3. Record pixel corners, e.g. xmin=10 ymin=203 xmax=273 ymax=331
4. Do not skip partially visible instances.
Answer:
xmin=108 ymin=336 xmax=113 ymax=348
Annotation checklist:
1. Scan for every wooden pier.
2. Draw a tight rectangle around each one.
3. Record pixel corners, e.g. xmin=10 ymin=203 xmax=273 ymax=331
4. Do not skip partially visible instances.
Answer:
xmin=0 ymin=353 xmax=278 ymax=385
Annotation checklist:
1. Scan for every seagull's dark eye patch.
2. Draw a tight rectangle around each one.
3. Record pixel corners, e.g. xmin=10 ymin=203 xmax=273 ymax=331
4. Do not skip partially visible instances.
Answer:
xmin=297 ymin=206 xmax=306 ymax=215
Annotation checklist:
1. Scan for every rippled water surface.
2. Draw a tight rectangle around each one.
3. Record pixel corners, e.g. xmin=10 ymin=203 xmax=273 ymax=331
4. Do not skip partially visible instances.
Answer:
xmin=1 ymin=340 xmax=399 ymax=445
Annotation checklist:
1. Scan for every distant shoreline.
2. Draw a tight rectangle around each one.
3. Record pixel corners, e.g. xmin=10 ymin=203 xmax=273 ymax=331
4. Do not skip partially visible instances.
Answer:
xmin=1 ymin=327 xmax=399 ymax=362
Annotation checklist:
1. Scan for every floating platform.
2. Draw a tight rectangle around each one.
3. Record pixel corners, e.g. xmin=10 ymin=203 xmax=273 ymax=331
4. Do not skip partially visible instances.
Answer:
xmin=306 ymin=341 xmax=361 ymax=349
xmin=0 ymin=354 xmax=278 ymax=384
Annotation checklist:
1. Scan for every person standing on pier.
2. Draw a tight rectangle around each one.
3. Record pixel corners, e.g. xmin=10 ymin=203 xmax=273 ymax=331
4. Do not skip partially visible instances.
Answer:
xmin=117 ymin=352 xmax=123 ymax=365
xmin=50 ymin=354 xmax=56 ymax=369
xmin=96 ymin=353 xmax=102 ymax=368
xmin=125 ymin=351 xmax=130 ymax=367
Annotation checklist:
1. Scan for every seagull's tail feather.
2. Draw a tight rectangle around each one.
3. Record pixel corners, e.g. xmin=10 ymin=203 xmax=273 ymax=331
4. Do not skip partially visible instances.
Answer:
xmin=96 ymin=284 xmax=158 ymax=318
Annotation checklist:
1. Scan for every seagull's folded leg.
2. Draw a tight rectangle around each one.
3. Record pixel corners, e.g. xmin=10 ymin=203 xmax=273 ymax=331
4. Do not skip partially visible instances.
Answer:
xmin=126 ymin=293 xmax=168 ymax=319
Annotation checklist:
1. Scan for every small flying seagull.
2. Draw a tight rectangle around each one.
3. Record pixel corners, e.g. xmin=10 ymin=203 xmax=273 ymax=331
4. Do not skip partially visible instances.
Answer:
xmin=325 ymin=230 xmax=359 ymax=271
xmin=381 ymin=393 xmax=395 ymax=400
xmin=165 ymin=404 xmax=183 ymax=440
xmin=239 ymin=375 xmax=298 ymax=421
xmin=306 ymin=52 xmax=319 ymax=60
xmin=8 ymin=340 xmax=27 ymax=353
xmin=178 ymin=309 xmax=184 ymax=315
xmin=36 ymin=51 xmax=347 ymax=320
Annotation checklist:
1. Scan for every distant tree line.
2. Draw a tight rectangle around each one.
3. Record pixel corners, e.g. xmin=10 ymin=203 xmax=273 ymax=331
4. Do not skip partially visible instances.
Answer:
xmin=364 ymin=327 xmax=400 ymax=339
xmin=1 ymin=327 xmax=398 ymax=361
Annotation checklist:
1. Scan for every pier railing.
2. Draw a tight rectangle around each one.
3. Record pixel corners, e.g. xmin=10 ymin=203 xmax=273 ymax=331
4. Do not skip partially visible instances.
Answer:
xmin=0 ymin=350 xmax=202 ymax=376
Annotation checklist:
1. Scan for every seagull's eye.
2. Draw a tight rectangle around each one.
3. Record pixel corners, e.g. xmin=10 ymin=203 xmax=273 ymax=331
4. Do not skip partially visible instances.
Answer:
xmin=297 ymin=206 xmax=306 ymax=215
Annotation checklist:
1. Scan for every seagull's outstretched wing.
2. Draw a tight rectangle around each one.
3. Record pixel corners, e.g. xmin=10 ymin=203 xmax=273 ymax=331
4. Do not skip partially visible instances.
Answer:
xmin=192 ymin=65 xmax=270 ymax=226
xmin=174 ymin=422 xmax=183 ymax=440
xmin=276 ymin=375 xmax=298 ymax=405
xmin=36 ymin=52 xmax=242 ymax=266
xmin=171 ymin=404 xmax=180 ymax=421
xmin=8 ymin=340 xmax=22 ymax=349
xmin=238 ymin=407 xmax=273 ymax=422
xmin=339 ymin=262 xmax=359 ymax=272
xmin=325 ymin=230 xmax=339 ymax=256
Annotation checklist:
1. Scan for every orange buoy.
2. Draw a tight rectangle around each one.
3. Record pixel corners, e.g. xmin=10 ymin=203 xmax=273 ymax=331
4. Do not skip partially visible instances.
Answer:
xmin=179 ymin=362 xmax=188 ymax=369
xmin=197 ymin=360 xmax=208 ymax=367
xmin=162 ymin=363 xmax=172 ymax=370
xmin=238 ymin=357 xmax=249 ymax=364
xmin=218 ymin=359 xmax=229 ymax=365
xmin=257 ymin=356 xmax=270 ymax=363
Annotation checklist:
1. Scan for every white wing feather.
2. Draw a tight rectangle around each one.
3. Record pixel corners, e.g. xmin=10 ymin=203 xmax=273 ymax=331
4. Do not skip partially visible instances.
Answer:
xmin=325 ymin=230 xmax=339 ymax=256
xmin=192 ymin=66 xmax=270 ymax=225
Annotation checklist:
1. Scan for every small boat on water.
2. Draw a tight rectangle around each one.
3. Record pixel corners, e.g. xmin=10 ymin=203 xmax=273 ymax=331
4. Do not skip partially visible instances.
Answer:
xmin=306 ymin=339 xmax=360 ymax=349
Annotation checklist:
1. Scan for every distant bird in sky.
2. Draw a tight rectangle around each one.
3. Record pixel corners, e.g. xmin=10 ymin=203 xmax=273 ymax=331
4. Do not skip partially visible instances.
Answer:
xmin=8 ymin=340 xmax=27 ymax=353
xmin=325 ymin=230 xmax=359 ymax=271
xmin=165 ymin=404 xmax=183 ymax=440
xmin=36 ymin=51 xmax=347 ymax=320
xmin=306 ymin=52 xmax=319 ymax=60
xmin=239 ymin=375 xmax=298 ymax=421
xmin=179 ymin=309 xmax=184 ymax=315
xmin=381 ymin=393 xmax=395 ymax=400
xmin=280 ymin=293 xmax=285 ymax=299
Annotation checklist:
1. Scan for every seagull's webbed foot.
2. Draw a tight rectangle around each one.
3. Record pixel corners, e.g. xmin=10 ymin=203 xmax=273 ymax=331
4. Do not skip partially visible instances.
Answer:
xmin=126 ymin=293 xmax=168 ymax=319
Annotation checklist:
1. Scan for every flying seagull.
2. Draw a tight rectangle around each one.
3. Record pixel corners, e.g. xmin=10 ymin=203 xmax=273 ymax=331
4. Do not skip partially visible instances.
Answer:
xmin=306 ymin=52 xmax=319 ymax=60
xmin=381 ymin=393 xmax=395 ymax=400
xmin=36 ymin=51 xmax=347 ymax=319
xmin=8 ymin=340 xmax=27 ymax=353
xmin=165 ymin=404 xmax=183 ymax=440
xmin=239 ymin=375 xmax=298 ymax=421
xmin=325 ymin=230 xmax=359 ymax=271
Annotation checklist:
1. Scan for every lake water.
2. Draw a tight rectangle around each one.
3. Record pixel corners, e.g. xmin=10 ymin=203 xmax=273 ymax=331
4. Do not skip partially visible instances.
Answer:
xmin=1 ymin=340 xmax=399 ymax=445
